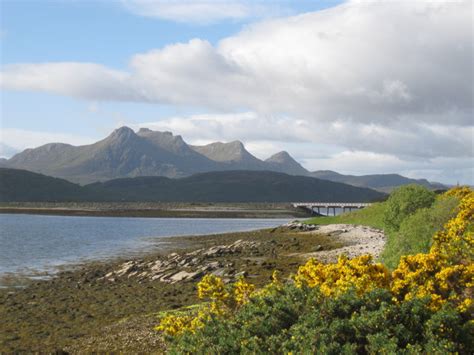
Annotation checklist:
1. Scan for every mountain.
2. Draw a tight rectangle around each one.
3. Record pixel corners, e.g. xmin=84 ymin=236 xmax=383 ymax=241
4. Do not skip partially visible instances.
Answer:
xmin=265 ymin=151 xmax=309 ymax=176
xmin=4 ymin=127 xmax=222 ymax=184
xmin=2 ymin=126 xmax=444 ymax=190
xmin=3 ymin=127 xmax=305 ymax=184
xmin=191 ymin=141 xmax=267 ymax=170
xmin=311 ymin=170 xmax=445 ymax=193
xmin=0 ymin=168 xmax=386 ymax=203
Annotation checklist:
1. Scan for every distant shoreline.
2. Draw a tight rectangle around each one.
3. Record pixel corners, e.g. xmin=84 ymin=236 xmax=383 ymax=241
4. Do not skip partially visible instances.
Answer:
xmin=0 ymin=202 xmax=310 ymax=219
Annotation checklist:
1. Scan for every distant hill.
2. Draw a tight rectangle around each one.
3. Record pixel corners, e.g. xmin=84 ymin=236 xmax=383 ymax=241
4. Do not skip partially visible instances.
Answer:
xmin=0 ymin=168 xmax=386 ymax=203
xmin=0 ymin=168 xmax=88 ymax=202
xmin=311 ymin=170 xmax=445 ymax=193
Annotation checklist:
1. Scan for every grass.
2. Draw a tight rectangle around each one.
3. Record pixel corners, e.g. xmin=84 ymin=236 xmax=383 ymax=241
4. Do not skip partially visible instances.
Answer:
xmin=304 ymin=202 xmax=387 ymax=230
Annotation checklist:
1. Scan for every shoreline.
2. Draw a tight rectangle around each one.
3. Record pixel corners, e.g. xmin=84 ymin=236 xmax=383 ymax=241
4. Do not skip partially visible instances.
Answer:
xmin=0 ymin=223 xmax=385 ymax=353
xmin=0 ymin=202 xmax=309 ymax=219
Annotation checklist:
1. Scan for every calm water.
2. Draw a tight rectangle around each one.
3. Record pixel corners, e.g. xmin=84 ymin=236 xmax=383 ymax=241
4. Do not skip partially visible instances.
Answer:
xmin=0 ymin=214 xmax=289 ymax=279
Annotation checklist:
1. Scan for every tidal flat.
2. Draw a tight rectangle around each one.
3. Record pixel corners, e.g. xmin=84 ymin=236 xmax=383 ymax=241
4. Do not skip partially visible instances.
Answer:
xmin=0 ymin=225 xmax=383 ymax=353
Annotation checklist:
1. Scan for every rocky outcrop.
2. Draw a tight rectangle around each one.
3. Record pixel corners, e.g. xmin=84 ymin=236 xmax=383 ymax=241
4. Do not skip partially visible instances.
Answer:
xmin=101 ymin=239 xmax=259 ymax=284
xmin=282 ymin=220 xmax=318 ymax=231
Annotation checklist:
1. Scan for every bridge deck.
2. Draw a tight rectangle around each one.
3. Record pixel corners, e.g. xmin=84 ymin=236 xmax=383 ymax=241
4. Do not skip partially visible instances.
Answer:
xmin=292 ymin=202 xmax=372 ymax=208
xmin=292 ymin=202 xmax=372 ymax=216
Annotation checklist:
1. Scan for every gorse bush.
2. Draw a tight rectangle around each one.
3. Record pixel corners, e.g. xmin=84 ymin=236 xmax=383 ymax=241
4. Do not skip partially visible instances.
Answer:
xmin=157 ymin=187 xmax=473 ymax=354
xmin=165 ymin=288 xmax=473 ymax=354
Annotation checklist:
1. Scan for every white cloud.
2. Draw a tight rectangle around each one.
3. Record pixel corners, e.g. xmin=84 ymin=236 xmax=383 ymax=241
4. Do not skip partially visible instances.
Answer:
xmin=121 ymin=0 xmax=288 ymax=24
xmin=0 ymin=143 xmax=18 ymax=158
xmin=2 ymin=1 xmax=471 ymax=120
xmin=0 ymin=128 xmax=96 ymax=153
xmin=130 ymin=111 xmax=473 ymax=159
xmin=1 ymin=0 xmax=472 ymax=183
xmin=129 ymin=111 xmax=473 ymax=184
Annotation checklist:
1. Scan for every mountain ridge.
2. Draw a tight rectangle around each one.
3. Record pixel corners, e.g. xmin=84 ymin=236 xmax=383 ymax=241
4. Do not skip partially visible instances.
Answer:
xmin=2 ymin=127 xmax=445 ymax=191
xmin=3 ymin=127 xmax=305 ymax=184
xmin=310 ymin=170 xmax=445 ymax=193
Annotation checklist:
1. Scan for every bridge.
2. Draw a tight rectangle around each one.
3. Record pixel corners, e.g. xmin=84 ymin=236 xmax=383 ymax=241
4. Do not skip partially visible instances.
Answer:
xmin=292 ymin=202 xmax=372 ymax=216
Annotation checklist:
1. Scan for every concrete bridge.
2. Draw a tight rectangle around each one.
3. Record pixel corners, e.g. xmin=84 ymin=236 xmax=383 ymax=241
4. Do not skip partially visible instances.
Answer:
xmin=292 ymin=202 xmax=372 ymax=216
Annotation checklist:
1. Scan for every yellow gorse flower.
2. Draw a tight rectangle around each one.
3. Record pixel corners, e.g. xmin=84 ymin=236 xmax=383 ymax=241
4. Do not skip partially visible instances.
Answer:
xmin=157 ymin=274 xmax=258 ymax=336
xmin=156 ymin=187 xmax=473 ymax=338
xmin=197 ymin=274 xmax=229 ymax=301
xmin=294 ymin=254 xmax=390 ymax=296
xmin=391 ymin=188 xmax=473 ymax=312
xmin=233 ymin=276 xmax=256 ymax=305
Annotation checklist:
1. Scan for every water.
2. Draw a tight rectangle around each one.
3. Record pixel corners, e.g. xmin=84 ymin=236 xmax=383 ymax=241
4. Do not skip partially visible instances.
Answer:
xmin=0 ymin=214 xmax=289 ymax=280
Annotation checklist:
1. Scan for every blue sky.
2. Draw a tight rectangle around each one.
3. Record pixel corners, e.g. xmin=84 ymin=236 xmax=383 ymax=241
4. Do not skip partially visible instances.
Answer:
xmin=1 ymin=0 xmax=341 ymax=137
xmin=0 ymin=0 xmax=472 ymax=184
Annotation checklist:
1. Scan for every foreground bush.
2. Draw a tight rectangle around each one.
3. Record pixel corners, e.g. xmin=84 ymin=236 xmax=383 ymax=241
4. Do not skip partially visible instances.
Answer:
xmin=168 ymin=287 xmax=472 ymax=354
xmin=157 ymin=187 xmax=473 ymax=354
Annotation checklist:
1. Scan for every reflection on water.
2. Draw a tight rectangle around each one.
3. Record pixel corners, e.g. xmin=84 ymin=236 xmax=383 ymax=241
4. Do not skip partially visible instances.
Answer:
xmin=0 ymin=214 xmax=289 ymax=280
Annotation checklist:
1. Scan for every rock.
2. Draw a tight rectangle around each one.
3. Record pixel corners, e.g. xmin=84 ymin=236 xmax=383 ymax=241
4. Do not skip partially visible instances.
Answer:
xmin=211 ymin=268 xmax=228 ymax=277
xmin=115 ymin=261 xmax=137 ymax=277
xmin=151 ymin=273 xmax=163 ymax=281
xmin=167 ymin=252 xmax=179 ymax=259
xmin=207 ymin=261 xmax=220 ymax=269
xmin=235 ymin=271 xmax=248 ymax=278
xmin=150 ymin=260 xmax=164 ymax=271
xmin=168 ymin=271 xmax=202 ymax=283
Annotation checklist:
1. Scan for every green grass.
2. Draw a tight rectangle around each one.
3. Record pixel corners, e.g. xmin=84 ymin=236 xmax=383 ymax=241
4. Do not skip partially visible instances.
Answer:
xmin=304 ymin=202 xmax=387 ymax=230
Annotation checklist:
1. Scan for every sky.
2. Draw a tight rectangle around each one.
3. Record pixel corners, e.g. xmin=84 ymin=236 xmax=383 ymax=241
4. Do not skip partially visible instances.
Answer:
xmin=0 ymin=0 xmax=472 ymax=185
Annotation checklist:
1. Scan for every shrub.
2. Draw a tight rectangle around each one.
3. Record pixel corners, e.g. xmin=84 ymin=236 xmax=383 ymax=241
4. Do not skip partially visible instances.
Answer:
xmin=158 ymin=187 xmax=473 ymax=354
xmin=382 ymin=196 xmax=459 ymax=269
xmin=383 ymin=185 xmax=436 ymax=232
xmin=167 ymin=287 xmax=473 ymax=354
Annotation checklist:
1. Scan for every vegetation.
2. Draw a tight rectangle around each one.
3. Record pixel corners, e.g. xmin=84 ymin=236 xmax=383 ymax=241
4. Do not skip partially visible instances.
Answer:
xmin=382 ymin=184 xmax=436 ymax=232
xmin=0 ymin=168 xmax=386 ymax=203
xmin=382 ymin=196 xmax=459 ymax=269
xmin=305 ymin=202 xmax=387 ymax=230
xmin=157 ymin=186 xmax=473 ymax=353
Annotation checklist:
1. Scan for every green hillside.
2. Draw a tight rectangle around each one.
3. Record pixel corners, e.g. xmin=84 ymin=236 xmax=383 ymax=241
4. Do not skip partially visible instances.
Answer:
xmin=0 ymin=168 xmax=386 ymax=203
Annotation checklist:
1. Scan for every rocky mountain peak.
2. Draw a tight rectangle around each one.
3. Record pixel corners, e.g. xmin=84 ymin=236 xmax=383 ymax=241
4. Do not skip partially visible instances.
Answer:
xmin=266 ymin=151 xmax=292 ymax=163
xmin=265 ymin=151 xmax=309 ymax=176
xmin=191 ymin=140 xmax=256 ymax=163
xmin=109 ymin=126 xmax=137 ymax=142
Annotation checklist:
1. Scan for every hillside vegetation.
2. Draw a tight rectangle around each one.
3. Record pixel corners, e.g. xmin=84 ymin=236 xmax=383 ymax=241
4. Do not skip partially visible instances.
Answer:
xmin=0 ymin=168 xmax=385 ymax=203
xmin=155 ymin=186 xmax=473 ymax=353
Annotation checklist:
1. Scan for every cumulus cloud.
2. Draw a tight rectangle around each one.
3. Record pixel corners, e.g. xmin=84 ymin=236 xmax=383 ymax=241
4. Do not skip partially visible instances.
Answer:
xmin=1 ymin=0 xmax=472 ymax=182
xmin=0 ymin=63 xmax=135 ymax=101
xmin=131 ymin=111 xmax=473 ymax=159
xmin=130 ymin=111 xmax=473 ymax=184
xmin=121 ymin=0 xmax=288 ymax=24
xmin=0 ymin=128 xmax=96 ymax=153
xmin=2 ymin=1 xmax=471 ymax=118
